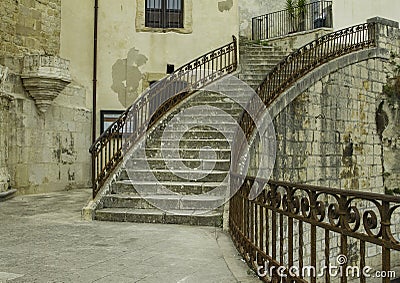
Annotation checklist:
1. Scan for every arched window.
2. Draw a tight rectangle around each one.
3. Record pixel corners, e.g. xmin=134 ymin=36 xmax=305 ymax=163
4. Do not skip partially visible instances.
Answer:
xmin=145 ymin=0 xmax=183 ymax=28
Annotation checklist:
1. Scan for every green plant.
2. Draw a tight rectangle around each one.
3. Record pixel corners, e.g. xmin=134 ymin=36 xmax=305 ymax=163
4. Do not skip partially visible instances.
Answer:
xmin=286 ymin=0 xmax=307 ymax=33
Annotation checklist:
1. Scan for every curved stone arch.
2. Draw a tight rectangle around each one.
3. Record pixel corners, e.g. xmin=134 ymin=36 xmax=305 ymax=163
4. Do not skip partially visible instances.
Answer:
xmin=246 ymin=47 xmax=390 ymax=177
xmin=267 ymin=47 xmax=389 ymax=120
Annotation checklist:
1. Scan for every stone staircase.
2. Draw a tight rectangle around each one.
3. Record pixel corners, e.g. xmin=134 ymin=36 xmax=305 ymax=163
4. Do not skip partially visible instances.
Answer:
xmin=239 ymin=44 xmax=289 ymax=89
xmin=93 ymin=43 xmax=289 ymax=226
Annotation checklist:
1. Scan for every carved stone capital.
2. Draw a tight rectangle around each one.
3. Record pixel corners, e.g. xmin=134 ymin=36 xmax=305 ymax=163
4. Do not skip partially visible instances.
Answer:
xmin=21 ymin=55 xmax=71 ymax=113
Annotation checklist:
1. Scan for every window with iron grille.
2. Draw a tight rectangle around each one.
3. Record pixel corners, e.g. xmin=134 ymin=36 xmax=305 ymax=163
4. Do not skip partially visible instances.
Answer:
xmin=145 ymin=0 xmax=183 ymax=28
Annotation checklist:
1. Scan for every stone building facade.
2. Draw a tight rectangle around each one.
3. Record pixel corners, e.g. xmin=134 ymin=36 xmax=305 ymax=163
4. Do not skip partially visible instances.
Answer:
xmin=0 ymin=0 xmax=91 ymax=195
xmin=0 ymin=0 xmax=61 ymax=57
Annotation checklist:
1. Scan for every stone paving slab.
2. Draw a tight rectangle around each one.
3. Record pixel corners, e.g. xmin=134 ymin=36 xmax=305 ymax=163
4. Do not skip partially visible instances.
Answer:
xmin=0 ymin=189 xmax=258 ymax=283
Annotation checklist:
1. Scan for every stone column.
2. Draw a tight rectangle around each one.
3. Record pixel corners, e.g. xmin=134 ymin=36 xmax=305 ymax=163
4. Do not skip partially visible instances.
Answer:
xmin=0 ymin=66 xmax=12 ymax=193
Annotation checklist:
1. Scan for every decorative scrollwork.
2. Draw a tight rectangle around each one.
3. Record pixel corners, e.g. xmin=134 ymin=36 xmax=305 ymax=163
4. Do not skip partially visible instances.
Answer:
xmin=328 ymin=203 xmax=341 ymax=227
xmin=301 ymin=195 xmax=311 ymax=218
xmin=363 ymin=209 xmax=380 ymax=237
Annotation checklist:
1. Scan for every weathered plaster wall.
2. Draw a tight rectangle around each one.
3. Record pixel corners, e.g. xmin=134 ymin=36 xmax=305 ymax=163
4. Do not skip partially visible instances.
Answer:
xmin=0 ymin=61 xmax=92 ymax=194
xmin=238 ymin=0 xmax=284 ymax=39
xmin=60 ymin=0 xmax=93 ymax=109
xmin=70 ymin=0 xmax=240 ymax=136
xmin=0 ymin=0 xmax=61 ymax=57
xmin=333 ymin=0 xmax=400 ymax=30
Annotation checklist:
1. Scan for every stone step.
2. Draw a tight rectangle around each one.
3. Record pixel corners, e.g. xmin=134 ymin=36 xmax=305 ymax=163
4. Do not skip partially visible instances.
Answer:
xmin=126 ymin=157 xmax=231 ymax=171
xmin=174 ymin=105 xmax=243 ymax=115
xmin=173 ymin=111 xmax=243 ymax=119
xmin=102 ymin=194 xmax=226 ymax=210
xmin=241 ymin=59 xmax=283 ymax=66
xmin=186 ymin=100 xmax=243 ymax=108
xmin=119 ymin=168 xmax=229 ymax=182
xmin=239 ymin=45 xmax=274 ymax=51
xmin=95 ymin=208 xmax=223 ymax=227
xmin=240 ymin=64 xmax=276 ymax=72
xmin=239 ymin=74 xmax=267 ymax=81
xmin=153 ymin=127 xmax=235 ymax=136
xmin=239 ymin=50 xmax=287 ymax=56
xmin=146 ymin=138 xmax=231 ymax=149
xmin=147 ymin=131 xmax=235 ymax=143
xmin=111 ymin=180 xmax=228 ymax=195
xmin=239 ymin=80 xmax=265 ymax=87
xmin=151 ymin=119 xmax=237 ymax=128
xmin=145 ymin=147 xmax=231 ymax=159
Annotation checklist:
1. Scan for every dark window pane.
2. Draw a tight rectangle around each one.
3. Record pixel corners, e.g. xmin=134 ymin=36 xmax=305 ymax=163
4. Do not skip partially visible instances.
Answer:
xmin=147 ymin=0 xmax=161 ymax=9
xmin=145 ymin=0 xmax=183 ymax=28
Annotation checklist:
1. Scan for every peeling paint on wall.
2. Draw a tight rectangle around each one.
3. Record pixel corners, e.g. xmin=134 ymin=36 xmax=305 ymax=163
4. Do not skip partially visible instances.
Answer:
xmin=218 ymin=0 xmax=233 ymax=12
xmin=111 ymin=47 xmax=148 ymax=107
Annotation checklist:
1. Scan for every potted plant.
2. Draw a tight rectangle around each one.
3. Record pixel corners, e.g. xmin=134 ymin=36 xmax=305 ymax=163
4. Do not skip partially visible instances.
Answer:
xmin=286 ymin=0 xmax=307 ymax=33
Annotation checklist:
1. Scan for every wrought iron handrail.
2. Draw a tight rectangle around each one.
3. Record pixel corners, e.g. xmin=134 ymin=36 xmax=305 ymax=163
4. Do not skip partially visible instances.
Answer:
xmin=90 ymin=36 xmax=238 ymax=198
xmin=252 ymin=0 xmax=333 ymax=41
xmin=229 ymin=173 xmax=400 ymax=282
xmin=232 ymin=22 xmax=376 ymax=168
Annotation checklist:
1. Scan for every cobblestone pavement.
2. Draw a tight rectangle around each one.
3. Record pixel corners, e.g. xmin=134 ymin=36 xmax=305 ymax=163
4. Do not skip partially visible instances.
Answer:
xmin=0 ymin=189 xmax=258 ymax=283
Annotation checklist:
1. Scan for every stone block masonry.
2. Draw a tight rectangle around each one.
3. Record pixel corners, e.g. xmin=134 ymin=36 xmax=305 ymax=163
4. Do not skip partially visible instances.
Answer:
xmin=0 ymin=0 xmax=61 ymax=57
xmin=271 ymin=59 xmax=387 ymax=193
xmin=246 ymin=18 xmax=400 ymax=272
xmin=1 ymin=62 xmax=92 ymax=194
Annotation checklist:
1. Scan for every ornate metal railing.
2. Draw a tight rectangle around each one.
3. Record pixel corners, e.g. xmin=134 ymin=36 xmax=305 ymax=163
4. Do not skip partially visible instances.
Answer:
xmin=89 ymin=36 xmax=238 ymax=198
xmin=232 ymin=23 xmax=376 ymax=168
xmin=252 ymin=1 xmax=333 ymax=41
xmin=230 ymin=173 xmax=400 ymax=282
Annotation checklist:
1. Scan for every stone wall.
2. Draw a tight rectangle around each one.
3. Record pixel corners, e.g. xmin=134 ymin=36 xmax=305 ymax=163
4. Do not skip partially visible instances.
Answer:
xmin=271 ymin=58 xmax=387 ymax=193
xmin=239 ymin=0 xmax=284 ymax=39
xmin=0 ymin=66 xmax=13 ymax=193
xmin=246 ymin=18 xmax=400 ymax=272
xmin=0 ymin=0 xmax=61 ymax=57
xmin=249 ymin=18 xmax=400 ymax=194
xmin=0 ymin=0 xmax=92 ymax=194
xmin=1 ymin=60 xmax=91 ymax=194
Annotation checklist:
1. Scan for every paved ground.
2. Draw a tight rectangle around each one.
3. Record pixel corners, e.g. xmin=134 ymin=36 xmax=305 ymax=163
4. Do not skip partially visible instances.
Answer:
xmin=0 ymin=189 xmax=259 ymax=283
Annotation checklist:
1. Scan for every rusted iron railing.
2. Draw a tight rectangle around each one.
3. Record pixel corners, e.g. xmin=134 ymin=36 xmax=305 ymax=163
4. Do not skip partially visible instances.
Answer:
xmin=252 ymin=1 xmax=333 ymax=41
xmin=230 ymin=173 xmax=400 ymax=282
xmin=89 ymin=36 xmax=238 ymax=198
xmin=232 ymin=23 xmax=376 ymax=168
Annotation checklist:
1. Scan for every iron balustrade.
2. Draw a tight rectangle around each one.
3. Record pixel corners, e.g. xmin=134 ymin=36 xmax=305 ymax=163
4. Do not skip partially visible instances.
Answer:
xmin=229 ymin=173 xmax=400 ymax=282
xmin=232 ymin=22 xmax=376 ymax=169
xmin=252 ymin=1 xmax=333 ymax=41
xmin=89 ymin=36 xmax=238 ymax=198
xmin=229 ymin=21 xmax=393 ymax=283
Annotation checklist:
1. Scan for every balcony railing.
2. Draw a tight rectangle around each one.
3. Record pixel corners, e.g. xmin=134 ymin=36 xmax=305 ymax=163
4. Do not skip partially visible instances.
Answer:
xmin=89 ymin=36 xmax=237 ymax=198
xmin=229 ymin=175 xmax=400 ymax=282
xmin=252 ymin=1 xmax=333 ymax=41
xmin=229 ymin=173 xmax=400 ymax=282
